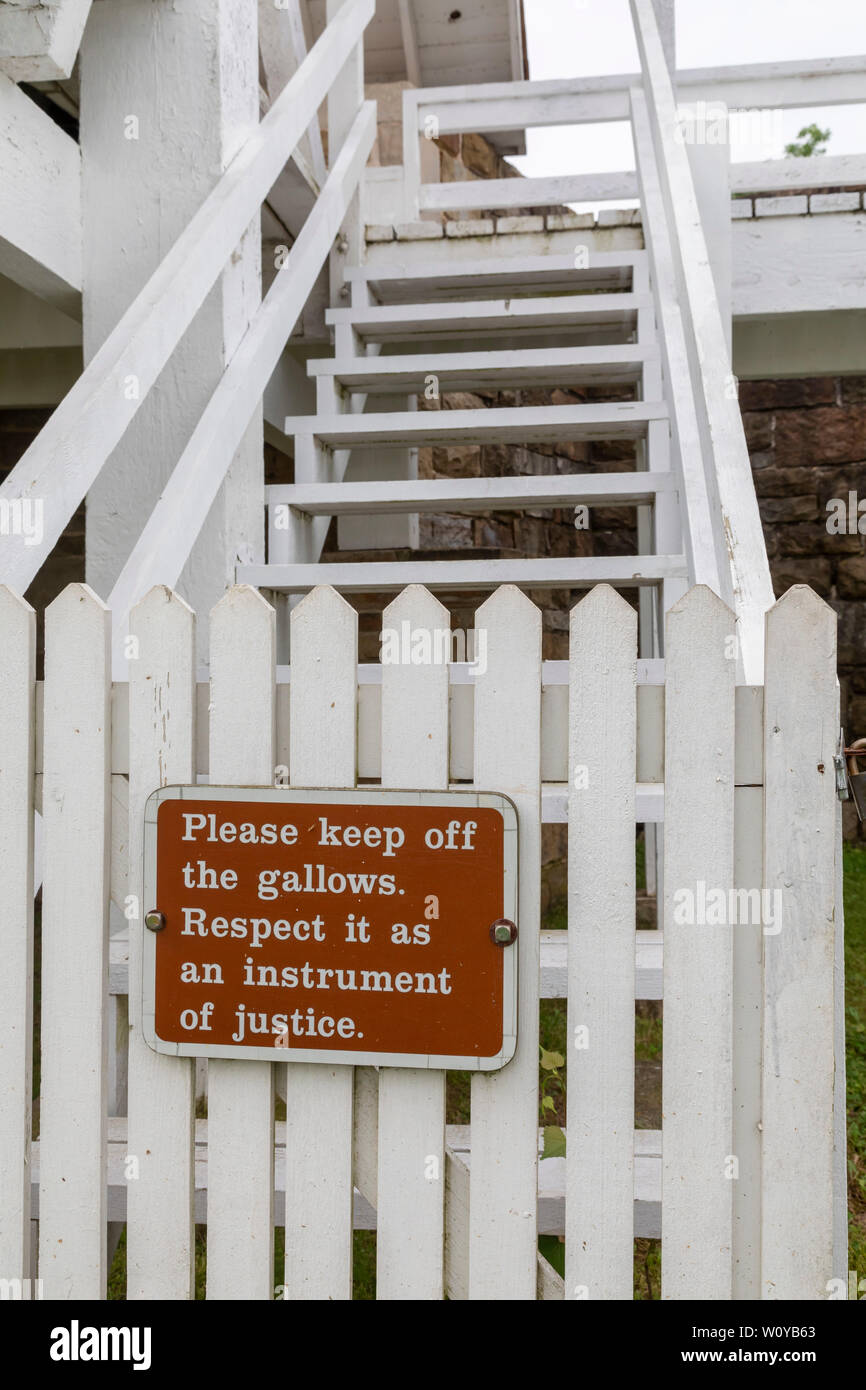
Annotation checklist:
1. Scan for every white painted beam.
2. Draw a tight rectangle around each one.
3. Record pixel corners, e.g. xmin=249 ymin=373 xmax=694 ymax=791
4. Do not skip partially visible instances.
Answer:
xmin=409 ymin=56 xmax=866 ymax=136
xmin=732 ymin=153 xmax=866 ymax=195
xmin=0 ymin=0 xmax=92 ymax=80
xmin=0 ymin=73 xmax=80 ymax=314
xmin=420 ymin=171 xmax=638 ymax=211
xmin=397 ymin=0 xmax=421 ymax=87
xmin=259 ymin=0 xmax=327 ymax=188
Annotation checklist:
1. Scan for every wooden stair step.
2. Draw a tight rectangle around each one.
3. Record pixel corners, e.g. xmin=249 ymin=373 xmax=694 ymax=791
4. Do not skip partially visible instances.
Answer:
xmin=306 ymin=343 xmax=658 ymax=392
xmin=344 ymin=249 xmax=646 ymax=301
xmin=239 ymin=555 xmax=687 ymax=593
xmin=269 ymin=472 xmax=676 ymax=516
xmin=324 ymin=291 xmax=652 ymax=340
xmin=286 ymin=401 xmax=668 ymax=448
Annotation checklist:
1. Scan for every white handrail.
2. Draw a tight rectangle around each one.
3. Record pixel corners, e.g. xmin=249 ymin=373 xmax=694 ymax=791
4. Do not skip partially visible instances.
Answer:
xmin=0 ymin=0 xmax=375 ymax=596
xmin=630 ymin=0 xmax=774 ymax=682
xmin=630 ymin=85 xmax=725 ymax=606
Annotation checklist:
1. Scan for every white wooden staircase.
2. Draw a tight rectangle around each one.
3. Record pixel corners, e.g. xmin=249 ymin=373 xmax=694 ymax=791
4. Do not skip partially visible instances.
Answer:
xmin=242 ymin=245 xmax=689 ymax=636
xmin=239 ymin=0 xmax=775 ymax=681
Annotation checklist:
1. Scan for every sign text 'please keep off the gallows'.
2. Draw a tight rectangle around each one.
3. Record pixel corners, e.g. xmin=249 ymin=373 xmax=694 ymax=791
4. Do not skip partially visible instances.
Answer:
xmin=142 ymin=787 xmax=518 ymax=1070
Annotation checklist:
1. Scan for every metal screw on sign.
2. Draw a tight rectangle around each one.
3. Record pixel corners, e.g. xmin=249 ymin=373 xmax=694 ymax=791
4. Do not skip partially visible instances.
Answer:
xmin=490 ymin=918 xmax=517 ymax=946
xmin=145 ymin=909 xmax=166 ymax=932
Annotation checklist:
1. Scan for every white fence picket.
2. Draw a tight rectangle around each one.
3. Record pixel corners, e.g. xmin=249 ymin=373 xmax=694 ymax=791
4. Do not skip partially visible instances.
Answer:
xmin=39 ymin=584 xmax=111 ymax=1298
xmin=661 ymin=585 xmax=735 ymax=1299
xmin=0 ymin=587 xmax=35 ymax=1282
xmin=469 ymin=586 xmax=542 ymax=1300
xmin=761 ymin=587 xmax=838 ymax=1298
xmin=377 ymin=585 xmax=449 ymax=1300
xmin=127 ymin=587 xmax=196 ymax=1298
xmin=285 ymin=585 xmax=357 ymax=1299
xmin=206 ymin=586 xmax=276 ymax=1300
xmin=566 ymin=585 xmax=637 ymax=1300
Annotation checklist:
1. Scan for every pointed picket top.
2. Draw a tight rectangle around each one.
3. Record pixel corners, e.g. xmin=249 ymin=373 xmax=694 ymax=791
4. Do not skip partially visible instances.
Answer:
xmin=291 ymin=582 xmax=357 ymax=633
xmin=381 ymin=585 xmax=449 ymax=794
xmin=0 ymin=584 xmax=35 ymax=624
xmin=382 ymin=582 xmax=450 ymax=637
xmin=45 ymin=580 xmax=110 ymax=625
xmin=570 ymin=581 xmax=637 ymax=643
xmin=211 ymin=581 xmax=274 ymax=623
xmin=290 ymin=585 xmax=357 ymax=790
xmin=668 ymin=581 xmax=735 ymax=625
xmin=475 ymin=581 xmax=541 ymax=632
xmin=766 ymin=583 xmax=836 ymax=666
xmin=0 ymin=586 xmax=36 ymax=687
xmin=131 ymin=583 xmax=195 ymax=625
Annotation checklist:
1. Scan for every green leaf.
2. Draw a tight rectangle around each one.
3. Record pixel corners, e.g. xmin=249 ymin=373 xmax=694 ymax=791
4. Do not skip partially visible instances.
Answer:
xmin=541 ymin=1095 xmax=555 ymax=1113
xmin=541 ymin=1125 xmax=566 ymax=1160
xmin=540 ymin=1047 xmax=565 ymax=1071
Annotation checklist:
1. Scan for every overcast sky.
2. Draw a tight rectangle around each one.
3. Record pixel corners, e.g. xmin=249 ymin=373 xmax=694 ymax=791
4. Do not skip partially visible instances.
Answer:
xmin=512 ymin=0 xmax=866 ymax=194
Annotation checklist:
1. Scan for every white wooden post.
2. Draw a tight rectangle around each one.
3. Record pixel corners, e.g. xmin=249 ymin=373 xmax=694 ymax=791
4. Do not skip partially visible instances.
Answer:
xmin=377 ymin=586 xmax=449 ymax=1300
xmin=80 ymin=0 xmax=263 ymax=664
xmin=651 ymin=0 xmax=675 ymax=70
xmin=39 ymin=584 xmax=111 ymax=1299
xmin=566 ymin=585 xmax=636 ymax=1300
xmin=127 ymin=587 xmax=197 ymax=1299
xmin=327 ymin=0 xmax=365 ymax=307
xmin=207 ymin=586 xmax=276 ymax=1300
xmin=662 ymin=585 xmax=735 ymax=1300
xmin=285 ymin=585 xmax=357 ymax=1299
xmin=470 ymin=586 xmax=542 ymax=1300
xmin=0 ymin=587 xmax=35 ymax=1282
xmin=761 ymin=587 xmax=837 ymax=1299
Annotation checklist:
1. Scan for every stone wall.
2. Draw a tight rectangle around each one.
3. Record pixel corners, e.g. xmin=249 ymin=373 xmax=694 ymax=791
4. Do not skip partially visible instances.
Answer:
xmin=743 ymin=375 xmax=866 ymax=839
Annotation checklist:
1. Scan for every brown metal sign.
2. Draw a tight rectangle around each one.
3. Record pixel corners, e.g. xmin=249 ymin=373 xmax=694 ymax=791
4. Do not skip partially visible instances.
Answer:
xmin=142 ymin=787 xmax=518 ymax=1070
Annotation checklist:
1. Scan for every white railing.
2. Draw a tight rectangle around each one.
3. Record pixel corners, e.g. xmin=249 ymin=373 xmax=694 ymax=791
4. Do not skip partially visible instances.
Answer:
xmin=0 ymin=0 xmax=375 ymax=610
xmin=401 ymin=53 xmax=866 ymax=220
xmin=630 ymin=0 xmax=775 ymax=682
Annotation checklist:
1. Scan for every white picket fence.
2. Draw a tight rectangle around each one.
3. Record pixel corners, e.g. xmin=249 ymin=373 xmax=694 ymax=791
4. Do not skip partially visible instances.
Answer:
xmin=0 ymin=579 xmax=845 ymax=1300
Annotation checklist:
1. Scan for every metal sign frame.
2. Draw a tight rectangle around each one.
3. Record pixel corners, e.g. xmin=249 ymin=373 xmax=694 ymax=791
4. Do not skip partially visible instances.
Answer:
xmin=142 ymin=785 xmax=519 ymax=1070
